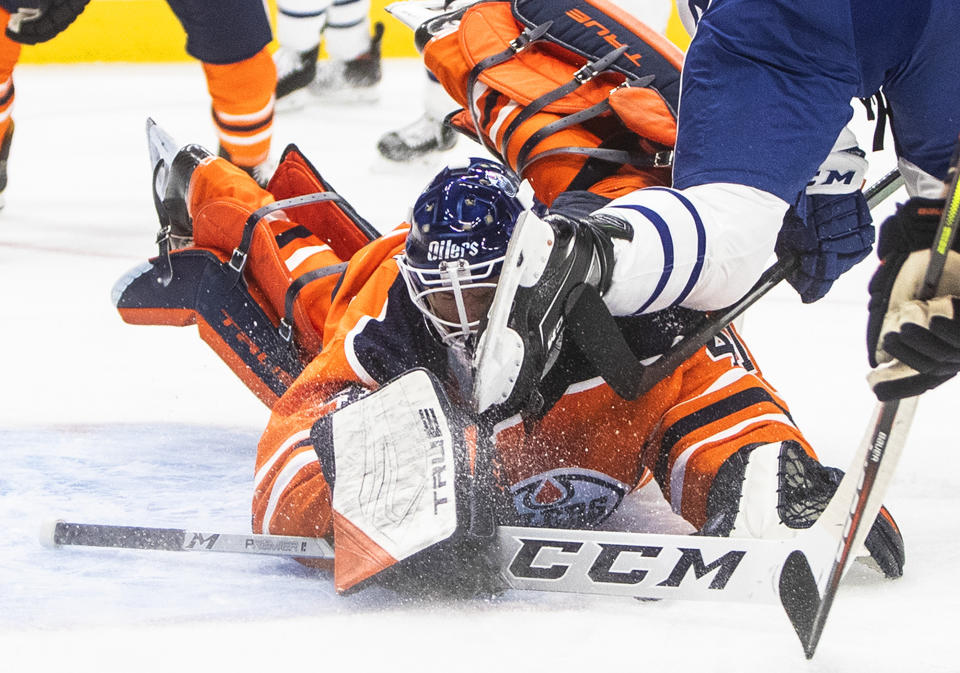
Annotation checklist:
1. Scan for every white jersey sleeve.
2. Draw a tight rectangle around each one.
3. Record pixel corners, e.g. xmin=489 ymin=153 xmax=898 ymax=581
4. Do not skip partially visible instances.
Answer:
xmin=596 ymin=183 xmax=787 ymax=314
xmin=676 ymin=0 xmax=714 ymax=37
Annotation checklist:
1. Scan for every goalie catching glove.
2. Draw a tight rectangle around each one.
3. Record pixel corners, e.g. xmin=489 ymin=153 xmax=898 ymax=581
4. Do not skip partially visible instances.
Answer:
xmin=867 ymin=197 xmax=960 ymax=400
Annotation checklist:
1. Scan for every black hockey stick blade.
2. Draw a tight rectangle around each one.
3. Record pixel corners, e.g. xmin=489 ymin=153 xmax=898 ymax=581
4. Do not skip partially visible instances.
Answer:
xmin=778 ymin=549 xmax=822 ymax=659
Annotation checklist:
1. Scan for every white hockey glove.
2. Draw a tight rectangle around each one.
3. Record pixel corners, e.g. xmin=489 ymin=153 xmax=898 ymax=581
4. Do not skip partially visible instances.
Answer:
xmin=866 ymin=197 xmax=960 ymax=400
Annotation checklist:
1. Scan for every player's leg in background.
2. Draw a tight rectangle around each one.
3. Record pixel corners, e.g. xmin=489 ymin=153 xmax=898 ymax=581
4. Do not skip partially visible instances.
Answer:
xmin=376 ymin=70 xmax=457 ymax=162
xmin=0 ymin=14 xmax=21 ymax=209
xmin=274 ymin=0 xmax=329 ymax=107
xmin=164 ymin=0 xmax=276 ymax=184
xmin=311 ymin=0 xmax=382 ymax=102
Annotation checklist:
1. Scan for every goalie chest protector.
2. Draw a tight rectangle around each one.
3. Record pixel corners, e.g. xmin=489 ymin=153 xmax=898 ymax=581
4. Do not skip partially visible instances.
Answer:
xmin=424 ymin=0 xmax=683 ymax=204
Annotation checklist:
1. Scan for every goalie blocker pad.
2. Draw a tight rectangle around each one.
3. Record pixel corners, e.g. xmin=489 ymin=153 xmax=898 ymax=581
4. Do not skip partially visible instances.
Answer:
xmin=311 ymin=369 xmax=476 ymax=594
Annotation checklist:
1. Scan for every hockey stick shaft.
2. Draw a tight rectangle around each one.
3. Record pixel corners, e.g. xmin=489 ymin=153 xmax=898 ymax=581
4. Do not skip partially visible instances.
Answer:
xmin=46 ymin=520 xmax=334 ymax=559
xmin=796 ymin=397 xmax=917 ymax=657
xmin=795 ymin=151 xmax=960 ymax=658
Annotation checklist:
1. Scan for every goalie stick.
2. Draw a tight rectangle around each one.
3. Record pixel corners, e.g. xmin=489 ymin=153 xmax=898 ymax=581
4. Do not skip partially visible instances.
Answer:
xmin=44 ymin=519 xmax=802 ymax=603
xmin=780 ymin=150 xmax=960 ymax=658
xmin=43 ymin=515 xmax=864 ymax=607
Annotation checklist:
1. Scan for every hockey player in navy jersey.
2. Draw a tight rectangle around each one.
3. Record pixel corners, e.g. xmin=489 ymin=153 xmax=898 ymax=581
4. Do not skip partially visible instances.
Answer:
xmin=459 ymin=0 xmax=960 ymax=413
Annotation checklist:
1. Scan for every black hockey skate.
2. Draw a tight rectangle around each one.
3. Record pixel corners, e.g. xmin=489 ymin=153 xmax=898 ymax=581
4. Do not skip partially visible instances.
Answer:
xmin=472 ymin=211 xmax=624 ymax=415
xmin=309 ymin=22 xmax=384 ymax=102
xmin=701 ymin=441 xmax=906 ymax=579
xmin=274 ymin=45 xmax=320 ymax=101
xmin=148 ymin=119 xmax=214 ymax=250
xmin=147 ymin=118 xmax=215 ymax=284
xmin=377 ymin=113 xmax=457 ymax=162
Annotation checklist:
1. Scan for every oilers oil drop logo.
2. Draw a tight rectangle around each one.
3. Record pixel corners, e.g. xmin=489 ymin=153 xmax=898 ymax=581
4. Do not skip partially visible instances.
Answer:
xmin=509 ymin=468 xmax=628 ymax=528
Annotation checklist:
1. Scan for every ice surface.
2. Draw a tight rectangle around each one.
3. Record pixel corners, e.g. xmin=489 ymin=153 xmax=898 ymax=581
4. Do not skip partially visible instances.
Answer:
xmin=1 ymin=61 xmax=957 ymax=672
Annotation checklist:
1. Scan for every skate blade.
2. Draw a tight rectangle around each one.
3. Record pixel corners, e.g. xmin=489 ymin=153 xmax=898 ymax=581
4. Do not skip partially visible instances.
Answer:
xmin=472 ymin=209 xmax=555 ymax=413
xmin=145 ymin=118 xmax=179 ymax=173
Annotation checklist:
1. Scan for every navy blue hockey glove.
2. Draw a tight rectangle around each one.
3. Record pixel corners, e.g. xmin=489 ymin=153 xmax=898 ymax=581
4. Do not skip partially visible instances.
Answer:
xmin=3 ymin=0 xmax=90 ymax=45
xmin=775 ymin=191 xmax=874 ymax=303
xmin=866 ymin=197 xmax=960 ymax=400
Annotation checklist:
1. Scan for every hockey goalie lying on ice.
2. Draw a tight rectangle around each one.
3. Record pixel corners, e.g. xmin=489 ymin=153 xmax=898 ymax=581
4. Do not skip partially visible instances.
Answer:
xmin=112 ymin=0 xmax=904 ymax=595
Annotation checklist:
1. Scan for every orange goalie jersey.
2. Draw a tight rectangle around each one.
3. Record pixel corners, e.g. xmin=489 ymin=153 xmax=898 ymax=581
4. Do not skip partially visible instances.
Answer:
xmin=198 ymin=152 xmax=814 ymax=546
xmin=150 ymin=146 xmax=813 ymax=545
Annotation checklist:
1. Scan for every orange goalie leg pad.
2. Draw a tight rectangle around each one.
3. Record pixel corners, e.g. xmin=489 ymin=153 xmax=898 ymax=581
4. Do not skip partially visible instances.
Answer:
xmin=266 ymin=145 xmax=376 ymax=260
xmin=189 ymin=156 xmax=346 ymax=353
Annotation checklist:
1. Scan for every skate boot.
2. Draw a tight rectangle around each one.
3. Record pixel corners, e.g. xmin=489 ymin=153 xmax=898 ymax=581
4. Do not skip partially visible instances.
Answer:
xmin=274 ymin=45 xmax=320 ymax=104
xmin=309 ymin=22 xmax=384 ymax=102
xmin=701 ymin=441 xmax=905 ymax=579
xmin=472 ymin=210 xmax=627 ymax=415
xmin=0 ymin=121 xmax=12 ymax=209
xmin=377 ymin=113 xmax=457 ymax=162
xmin=147 ymin=119 xmax=214 ymax=250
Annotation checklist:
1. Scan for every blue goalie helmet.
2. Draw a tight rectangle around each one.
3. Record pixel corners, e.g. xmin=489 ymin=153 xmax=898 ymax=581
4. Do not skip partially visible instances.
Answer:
xmin=397 ymin=158 xmax=527 ymax=348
